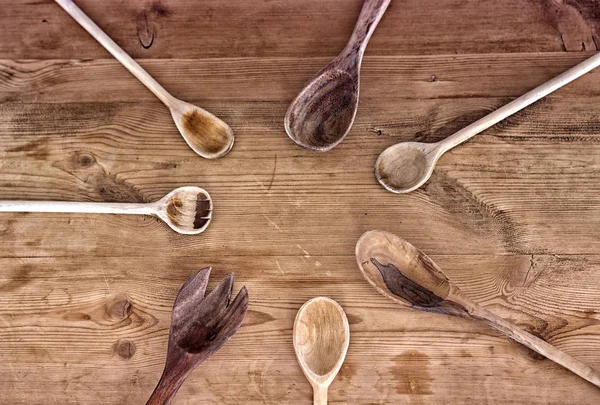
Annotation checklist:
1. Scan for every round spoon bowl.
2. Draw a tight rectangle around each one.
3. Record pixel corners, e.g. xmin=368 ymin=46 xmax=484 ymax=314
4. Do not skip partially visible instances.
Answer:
xmin=285 ymin=69 xmax=359 ymax=152
xmin=171 ymin=103 xmax=235 ymax=159
xmin=375 ymin=142 xmax=442 ymax=194
xmin=156 ymin=186 xmax=213 ymax=235
xmin=293 ymin=297 xmax=350 ymax=386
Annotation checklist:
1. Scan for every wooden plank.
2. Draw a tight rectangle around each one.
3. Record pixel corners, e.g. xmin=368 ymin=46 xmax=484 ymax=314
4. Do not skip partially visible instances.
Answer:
xmin=0 ymin=255 xmax=599 ymax=404
xmin=3 ymin=0 xmax=599 ymax=60
xmin=2 ymin=54 xmax=600 ymax=104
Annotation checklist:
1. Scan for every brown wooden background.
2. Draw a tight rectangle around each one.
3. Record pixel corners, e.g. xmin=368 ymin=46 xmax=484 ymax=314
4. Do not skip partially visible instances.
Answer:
xmin=2 ymin=0 xmax=600 ymax=403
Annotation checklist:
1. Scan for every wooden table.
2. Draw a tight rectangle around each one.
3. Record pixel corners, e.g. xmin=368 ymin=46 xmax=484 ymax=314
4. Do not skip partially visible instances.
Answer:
xmin=2 ymin=1 xmax=600 ymax=403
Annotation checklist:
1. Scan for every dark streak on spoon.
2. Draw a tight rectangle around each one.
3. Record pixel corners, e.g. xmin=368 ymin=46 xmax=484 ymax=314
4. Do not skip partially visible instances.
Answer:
xmin=370 ymin=258 xmax=469 ymax=317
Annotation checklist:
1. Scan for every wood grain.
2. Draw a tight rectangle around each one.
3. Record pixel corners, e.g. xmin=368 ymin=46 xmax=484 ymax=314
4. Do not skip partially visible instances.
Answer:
xmin=2 ymin=0 xmax=600 ymax=403
xmin=3 ymin=0 xmax=599 ymax=59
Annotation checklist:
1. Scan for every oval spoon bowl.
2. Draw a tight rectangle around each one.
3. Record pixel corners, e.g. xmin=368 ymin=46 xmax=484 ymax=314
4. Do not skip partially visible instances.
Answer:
xmin=171 ymin=101 xmax=235 ymax=159
xmin=294 ymin=297 xmax=350 ymax=404
xmin=285 ymin=68 xmax=359 ymax=152
xmin=376 ymin=142 xmax=442 ymax=194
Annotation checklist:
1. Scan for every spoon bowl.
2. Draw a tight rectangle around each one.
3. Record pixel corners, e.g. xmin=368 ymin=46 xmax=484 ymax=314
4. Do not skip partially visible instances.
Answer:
xmin=375 ymin=142 xmax=442 ymax=194
xmin=285 ymin=68 xmax=359 ymax=152
xmin=294 ymin=297 xmax=350 ymax=404
xmin=155 ymin=186 xmax=212 ymax=235
xmin=284 ymin=0 xmax=391 ymax=152
xmin=170 ymin=101 xmax=235 ymax=159
xmin=356 ymin=230 xmax=600 ymax=387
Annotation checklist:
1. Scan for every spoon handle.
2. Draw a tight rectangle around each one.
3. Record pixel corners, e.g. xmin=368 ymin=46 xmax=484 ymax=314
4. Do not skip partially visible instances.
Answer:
xmin=439 ymin=52 xmax=600 ymax=153
xmin=0 ymin=200 xmax=155 ymax=216
xmin=313 ymin=385 xmax=328 ymax=405
xmin=471 ymin=305 xmax=600 ymax=387
xmin=339 ymin=0 xmax=392 ymax=71
xmin=55 ymin=0 xmax=175 ymax=106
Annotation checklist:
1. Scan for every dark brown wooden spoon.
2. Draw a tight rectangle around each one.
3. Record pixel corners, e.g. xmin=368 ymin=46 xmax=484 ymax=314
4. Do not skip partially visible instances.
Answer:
xmin=284 ymin=0 xmax=391 ymax=152
xmin=356 ymin=230 xmax=600 ymax=387
xmin=146 ymin=267 xmax=248 ymax=405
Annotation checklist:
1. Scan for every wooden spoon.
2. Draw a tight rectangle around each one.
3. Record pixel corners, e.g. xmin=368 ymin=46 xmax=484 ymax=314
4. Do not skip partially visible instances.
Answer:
xmin=293 ymin=297 xmax=350 ymax=404
xmin=284 ymin=0 xmax=391 ymax=152
xmin=55 ymin=0 xmax=234 ymax=159
xmin=0 ymin=186 xmax=212 ymax=235
xmin=146 ymin=267 xmax=248 ymax=405
xmin=376 ymin=52 xmax=600 ymax=193
xmin=356 ymin=230 xmax=600 ymax=387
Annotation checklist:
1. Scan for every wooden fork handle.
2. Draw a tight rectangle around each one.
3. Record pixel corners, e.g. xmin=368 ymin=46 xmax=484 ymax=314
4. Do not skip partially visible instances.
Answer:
xmin=54 ymin=0 xmax=175 ymax=106
xmin=471 ymin=305 xmax=600 ymax=387
xmin=339 ymin=0 xmax=392 ymax=71
xmin=146 ymin=372 xmax=186 ymax=405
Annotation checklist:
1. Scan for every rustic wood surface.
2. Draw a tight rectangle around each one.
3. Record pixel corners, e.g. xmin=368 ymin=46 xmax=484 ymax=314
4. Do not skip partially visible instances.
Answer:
xmin=2 ymin=0 xmax=600 ymax=404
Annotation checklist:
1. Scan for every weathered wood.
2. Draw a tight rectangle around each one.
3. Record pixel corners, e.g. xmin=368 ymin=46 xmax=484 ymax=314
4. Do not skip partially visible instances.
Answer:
xmin=3 ymin=0 xmax=599 ymax=60
xmin=3 ymin=0 xmax=600 ymax=403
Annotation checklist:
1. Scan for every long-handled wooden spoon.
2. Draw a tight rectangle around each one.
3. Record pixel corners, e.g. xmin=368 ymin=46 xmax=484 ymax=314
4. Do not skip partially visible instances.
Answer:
xmin=55 ymin=0 xmax=234 ymax=159
xmin=356 ymin=230 xmax=600 ymax=387
xmin=0 ymin=186 xmax=212 ymax=235
xmin=284 ymin=0 xmax=391 ymax=152
xmin=146 ymin=267 xmax=248 ymax=405
xmin=294 ymin=297 xmax=350 ymax=404
xmin=376 ymin=52 xmax=600 ymax=193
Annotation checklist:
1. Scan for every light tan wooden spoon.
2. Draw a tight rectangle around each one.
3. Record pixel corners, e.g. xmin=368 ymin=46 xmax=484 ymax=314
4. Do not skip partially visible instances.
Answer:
xmin=293 ymin=297 xmax=350 ymax=404
xmin=376 ymin=52 xmax=600 ymax=193
xmin=55 ymin=0 xmax=234 ymax=159
xmin=356 ymin=230 xmax=600 ymax=387
xmin=0 ymin=186 xmax=212 ymax=235
xmin=284 ymin=0 xmax=391 ymax=152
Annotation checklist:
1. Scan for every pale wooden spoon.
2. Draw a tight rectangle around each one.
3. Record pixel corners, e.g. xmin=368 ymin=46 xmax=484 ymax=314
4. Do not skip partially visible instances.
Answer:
xmin=55 ymin=0 xmax=234 ymax=159
xmin=356 ymin=230 xmax=600 ymax=387
xmin=376 ymin=52 xmax=600 ymax=193
xmin=0 ymin=186 xmax=212 ymax=235
xmin=293 ymin=297 xmax=350 ymax=404
xmin=284 ymin=0 xmax=391 ymax=152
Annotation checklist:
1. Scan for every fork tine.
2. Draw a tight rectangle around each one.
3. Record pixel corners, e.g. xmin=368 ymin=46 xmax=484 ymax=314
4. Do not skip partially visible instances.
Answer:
xmin=203 ymin=273 xmax=235 ymax=308
xmin=172 ymin=267 xmax=211 ymax=325
xmin=228 ymin=286 xmax=249 ymax=320
xmin=213 ymin=285 xmax=249 ymax=342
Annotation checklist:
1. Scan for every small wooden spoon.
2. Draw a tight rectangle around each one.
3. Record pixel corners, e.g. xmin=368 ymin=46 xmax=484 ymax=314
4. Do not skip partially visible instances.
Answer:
xmin=147 ymin=267 xmax=248 ymax=405
xmin=376 ymin=52 xmax=600 ymax=193
xmin=0 ymin=186 xmax=212 ymax=235
xmin=293 ymin=297 xmax=350 ymax=404
xmin=356 ymin=230 xmax=600 ymax=387
xmin=284 ymin=0 xmax=391 ymax=152
xmin=55 ymin=0 xmax=234 ymax=159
